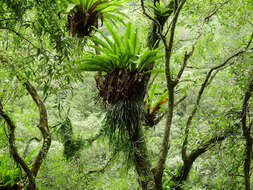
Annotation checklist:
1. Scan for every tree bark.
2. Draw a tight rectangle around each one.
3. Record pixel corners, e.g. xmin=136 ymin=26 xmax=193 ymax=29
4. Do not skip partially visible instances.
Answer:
xmin=0 ymin=79 xmax=51 ymax=190
xmin=171 ymin=133 xmax=232 ymax=190
xmin=131 ymin=125 xmax=155 ymax=190
xmin=240 ymin=78 xmax=253 ymax=190
xmin=130 ymin=1 xmax=175 ymax=189
xmin=153 ymin=86 xmax=175 ymax=190
xmin=152 ymin=1 xmax=187 ymax=189
xmin=24 ymin=81 xmax=51 ymax=178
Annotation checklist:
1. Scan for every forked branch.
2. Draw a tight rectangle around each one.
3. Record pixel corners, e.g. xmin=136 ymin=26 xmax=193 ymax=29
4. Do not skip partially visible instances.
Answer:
xmin=0 ymin=102 xmax=36 ymax=189
xmin=172 ymin=131 xmax=232 ymax=185
xmin=181 ymin=32 xmax=253 ymax=161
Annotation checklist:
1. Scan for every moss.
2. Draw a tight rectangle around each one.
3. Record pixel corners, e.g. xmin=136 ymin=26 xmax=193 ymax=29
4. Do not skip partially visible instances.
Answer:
xmin=58 ymin=118 xmax=83 ymax=160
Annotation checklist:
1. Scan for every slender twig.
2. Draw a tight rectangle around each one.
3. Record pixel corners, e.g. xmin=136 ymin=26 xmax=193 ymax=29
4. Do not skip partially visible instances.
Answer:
xmin=0 ymin=27 xmax=54 ymax=58
xmin=204 ymin=0 xmax=231 ymax=22
xmin=50 ymin=122 xmax=62 ymax=129
xmin=140 ymin=0 xmax=163 ymax=36
xmin=84 ymin=130 xmax=103 ymax=144
xmin=23 ymin=137 xmax=41 ymax=158
xmin=176 ymin=0 xmax=231 ymax=83
xmin=87 ymin=153 xmax=115 ymax=174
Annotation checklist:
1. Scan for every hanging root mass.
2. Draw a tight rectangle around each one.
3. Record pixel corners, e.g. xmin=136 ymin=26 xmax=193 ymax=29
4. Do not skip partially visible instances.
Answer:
xmin=103 ymin=99 xmax=144 ymax=162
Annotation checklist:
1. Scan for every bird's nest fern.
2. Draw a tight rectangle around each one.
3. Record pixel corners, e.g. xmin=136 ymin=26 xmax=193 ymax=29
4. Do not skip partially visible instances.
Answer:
xmin=77 ymin=22 xmax=163 ymax=160
xmin=63 ymin=0 xmax=126 ymax=37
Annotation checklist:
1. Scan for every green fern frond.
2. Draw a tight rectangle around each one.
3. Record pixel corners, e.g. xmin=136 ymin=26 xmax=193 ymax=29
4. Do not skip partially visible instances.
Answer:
xmin=147 ymin=1 xmax=172 ymax=17
xmin=105 ymin=21 xmax=124 ymax=53
xmin=77 ymin=22 xmax=163 ymax=73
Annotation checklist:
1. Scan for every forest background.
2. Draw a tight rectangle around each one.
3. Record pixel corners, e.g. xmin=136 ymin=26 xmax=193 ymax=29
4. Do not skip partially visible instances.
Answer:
xmin=0 ymin=0 xmax=252 ymax=189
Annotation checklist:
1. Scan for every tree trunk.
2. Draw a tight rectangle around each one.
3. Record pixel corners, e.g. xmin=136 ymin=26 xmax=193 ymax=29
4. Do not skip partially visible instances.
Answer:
xmin=244 ymin=139 xmax=252 ymax=190
xmin=131 ymin=126 xmax=155 ymax=190
xmin=241 ymin=78 xmax=253 ymax=190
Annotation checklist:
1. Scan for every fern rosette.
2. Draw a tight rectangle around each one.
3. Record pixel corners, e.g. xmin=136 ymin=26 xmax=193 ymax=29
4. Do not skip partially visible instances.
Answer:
xmin=78 ymin=22 xmax=163 ymax=102
xmin=61 ymin=0 xmax=126 ymax=37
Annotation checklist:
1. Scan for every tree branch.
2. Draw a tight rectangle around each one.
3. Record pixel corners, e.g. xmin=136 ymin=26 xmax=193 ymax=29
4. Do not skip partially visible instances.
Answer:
xmin=240 ymin=77 xmax=253 ymax=190
xmin=87 ymin=154 xmax=115 ymax=174
xmin=24 ymin=81 xmax=51 ymax=177
xmin=1 ymin=57 xmax=52 ymax=181
xmin=0 ymin=101 xmax=36 ymax=189
xmin=152 ymin=1 xmax=187 ymax=189
xmin=181 ymin=32 xmax=253 ymax=162
xmin=176 ymin=0 xmax=231 ymax=83
xmin=0 ymin=27 xmax=54 ymax=59
xmin=172 ymin=131 xmax=232 ymax=183
xmin=84 ymin=129 xmax=103 ymax=144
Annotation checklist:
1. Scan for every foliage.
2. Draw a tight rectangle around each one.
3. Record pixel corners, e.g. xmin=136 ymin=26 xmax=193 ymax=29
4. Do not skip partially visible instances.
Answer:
xmin=0 ymin=154 xmax=21 ymax=188
xmin=147 ymin=1 xmax=172 ymax=17
xmin=0 ymin=0 xmax=253 ymax=189
xmin=77 ymin=22 xmax=163 ymax=72
xmin=76 ymin=21 xmax=163 ymax=165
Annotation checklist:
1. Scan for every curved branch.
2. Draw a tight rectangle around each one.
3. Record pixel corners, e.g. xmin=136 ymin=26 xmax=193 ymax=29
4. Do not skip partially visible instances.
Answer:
xmin=176 ymin=0 xmax=232 ymax=83
xmin=84 ymin=129 xmax=103 ymax=144
xmin=172 ymin=131 xmax=232 ymax=185
xmin=0 ymin=102 xmax=36 ymax=189
xmin=87 ymin=153 xmax=115 ymax=174
xmin=24 ymin=81 xmax=51 ymax=177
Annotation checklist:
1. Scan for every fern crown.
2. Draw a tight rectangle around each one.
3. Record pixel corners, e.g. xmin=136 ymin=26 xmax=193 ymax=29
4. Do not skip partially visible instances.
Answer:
xmin=77 ymin=22 xmax=163 ymax=73
xmin=64 ymin=0 xmax=127 ymax=23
